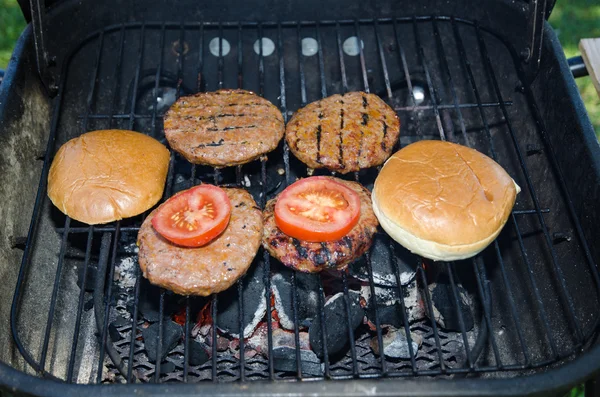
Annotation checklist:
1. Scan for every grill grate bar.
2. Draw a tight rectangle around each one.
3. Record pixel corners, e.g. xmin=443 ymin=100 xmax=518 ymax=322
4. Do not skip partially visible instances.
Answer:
xmin=417 ymin=263 xmax=446 ymax=372
xmin=184 ymin=297 xmax=191 ymax=382
xmin=472 ymin=258 xmax=505 ymax=366
xmin=127 ymin=23 xmax=146 ymax=130
xmin=211 ymin=295 xmax=218 ymax=381
xmin=354 ymin=21 xmax=369 ymax=93
xmin=96 ymin=225 xmax=121 ymax=383
xmin=39 ymin=217 xmax=71 ymax=372
xmin=364 ymin=251 xmax=387 ymax=375
xmin=341 ymin=270 xmax=359 ymax=377
xmin=432 ymin=19 xmax=469 ymax=145
xmin=412 ymin=18 xmax=444 ymax=140
xmin=127 ymin=265 xmax=142 ymax=382
xmin=446 ymin=263 xmax=474 ymax=369
xmin=154 ymin=291 xmax=166 ymax=382
xmin=151 ymin=24 xmax=167 ymax=138
xmin=335 ymin=23 xmax=349 ymax=93
xmin=390 ymin=242 xmax=418 ymax=374
xmin=476 ymin=23 xmax=584 ymax=345
xmin=67 ymin=226 xmax=94 ymax=382
xmin=374 ymin=20 xmax=393 ymax=100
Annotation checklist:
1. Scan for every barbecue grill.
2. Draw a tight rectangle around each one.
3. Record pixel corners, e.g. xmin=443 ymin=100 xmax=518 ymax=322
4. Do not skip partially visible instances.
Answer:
xmin=1 ymin=0 xmax=599 ymax=395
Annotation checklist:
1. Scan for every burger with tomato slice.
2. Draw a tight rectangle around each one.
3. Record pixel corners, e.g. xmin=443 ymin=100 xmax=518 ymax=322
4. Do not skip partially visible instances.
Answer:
xmin=263 ymin=176 xmax=379 ymax=273
xmin=137 ymin=184 xmax=264 ymax=296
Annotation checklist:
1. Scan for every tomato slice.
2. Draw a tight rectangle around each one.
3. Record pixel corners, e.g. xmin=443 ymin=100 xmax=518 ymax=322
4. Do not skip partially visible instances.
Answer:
xmin=274 ymin=176 xmax=361 ymax=242
xmin=151 ymin=184 xmax=231 ymax=247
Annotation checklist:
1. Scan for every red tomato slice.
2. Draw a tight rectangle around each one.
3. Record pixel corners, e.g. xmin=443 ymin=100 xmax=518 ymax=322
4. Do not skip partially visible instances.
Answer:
xmin=274 ymin=176 xmax=361 ymax=242
xmin=152 ymin=184 xmax=231 ymax=247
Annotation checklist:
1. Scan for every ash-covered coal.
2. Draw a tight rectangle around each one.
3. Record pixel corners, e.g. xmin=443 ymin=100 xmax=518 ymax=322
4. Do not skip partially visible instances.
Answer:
xmin=271 ymin=267 xmax=321 ymax=330
xmin=361 ymin=280 xmax=426 ymax=329
xmin=370 ymin=327 xmax=422 ymax=359
xmin=429 ymin=274 xmax=474 ymax=332
xmin=141 ymin=320 xmax=183 ymax=362
xmin=272 ymin=347 xmax=322 ymax=376
xmin=216 ymin=262 xmax=266 ymax=338
xmin=349 ymin=234 xmax=417 ymax=287
xmin=246 ymin=323 xmax=311 ymax=358
xmin=309 ymin=291 xmax=364 ymax=359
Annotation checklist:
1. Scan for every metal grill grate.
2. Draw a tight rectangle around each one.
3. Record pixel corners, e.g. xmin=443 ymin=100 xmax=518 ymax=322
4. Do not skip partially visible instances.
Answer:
xmin=10 ymin=16 xmax=600 ymax=385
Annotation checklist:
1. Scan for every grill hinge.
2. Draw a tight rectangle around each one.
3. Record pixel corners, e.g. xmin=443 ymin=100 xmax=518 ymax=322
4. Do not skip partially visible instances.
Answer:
xmin=25 ymin=0 xmax=58 ymax=96
xmin=522 ymin=0 xmax=551 ymax=81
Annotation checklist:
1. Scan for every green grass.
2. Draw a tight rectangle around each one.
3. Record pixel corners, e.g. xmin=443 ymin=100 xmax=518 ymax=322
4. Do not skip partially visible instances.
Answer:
xmin=550 ymin=0 xmax=600 ymax=138
xmin=0 ymin=0 xmax=26 ymax=69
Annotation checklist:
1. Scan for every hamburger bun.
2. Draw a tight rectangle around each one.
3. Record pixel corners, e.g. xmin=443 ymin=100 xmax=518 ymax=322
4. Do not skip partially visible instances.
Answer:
xmin=48 ymin=130 xmax=170 ymax=224
xmin=372 ymin=140 xmax=520 ymax=261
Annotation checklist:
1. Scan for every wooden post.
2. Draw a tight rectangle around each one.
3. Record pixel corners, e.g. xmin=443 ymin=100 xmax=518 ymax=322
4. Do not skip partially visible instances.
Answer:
xmin=579 ymin=38 xmax=600 ymax=98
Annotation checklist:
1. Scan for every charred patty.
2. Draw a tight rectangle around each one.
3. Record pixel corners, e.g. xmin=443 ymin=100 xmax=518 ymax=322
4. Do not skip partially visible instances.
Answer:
xmin=263 ymin=177 xmax=378 ymax=272
xmin=138 ymin=188 xmax=263 ymax=296
xmin=164 ymin=89 xmax=285 ymax=167
xmin=285 ymin=92 xmax=400 ymax=173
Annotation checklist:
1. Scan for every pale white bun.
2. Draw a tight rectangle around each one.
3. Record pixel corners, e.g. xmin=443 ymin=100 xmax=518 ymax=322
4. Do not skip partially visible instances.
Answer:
xmin=372 ymin=140 xmax=520 ymax=261
xmin=48 ymin=129 xmax=170 ymax=225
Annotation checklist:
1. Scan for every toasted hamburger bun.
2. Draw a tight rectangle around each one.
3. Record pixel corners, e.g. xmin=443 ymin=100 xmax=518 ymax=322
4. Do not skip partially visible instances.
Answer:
xmin=48 ymin=130 xmax=170 ymax=224
xmin=372 ymin=140 xmax=520 ymax=261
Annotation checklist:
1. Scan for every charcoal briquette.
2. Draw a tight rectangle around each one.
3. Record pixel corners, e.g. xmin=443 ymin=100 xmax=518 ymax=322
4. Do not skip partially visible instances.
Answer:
xmin=141 ymin=320 xmax=183 ymax=363
xmin=309 ymin=291 xmax=364 ymax=359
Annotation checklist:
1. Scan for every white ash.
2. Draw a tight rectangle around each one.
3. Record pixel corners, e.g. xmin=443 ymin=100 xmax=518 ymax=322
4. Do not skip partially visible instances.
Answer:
xmin=272 ymin=277 xmax=293 ymax=330
xmin=114 ymin=256 xmax=137 ymax=290
xmin=122 ymin=241 xmax=139 ymax=254
xmin=372 ymin=271 xmax=415 ymax=287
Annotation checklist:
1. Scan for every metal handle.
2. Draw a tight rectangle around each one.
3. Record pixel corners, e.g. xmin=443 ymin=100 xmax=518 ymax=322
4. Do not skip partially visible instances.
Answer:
xmin=568 ymin=56 xmax=589 ymax=79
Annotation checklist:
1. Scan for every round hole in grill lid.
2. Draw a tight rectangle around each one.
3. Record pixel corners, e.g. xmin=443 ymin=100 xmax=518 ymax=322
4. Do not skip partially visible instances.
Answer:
xmin=209 ymin=37 xmax=231 ymax=57
xmin=343 ymin=36 xmax=364 ymax=56
xmin=301 ymin=37 xmax=319 ymax=56
xmin=253 ymin=37 xmax=275 ymax=56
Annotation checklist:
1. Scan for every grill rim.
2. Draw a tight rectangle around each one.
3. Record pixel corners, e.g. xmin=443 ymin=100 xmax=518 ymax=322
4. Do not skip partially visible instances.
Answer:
xmin=1 ymin=14 xmax=600 ymax=396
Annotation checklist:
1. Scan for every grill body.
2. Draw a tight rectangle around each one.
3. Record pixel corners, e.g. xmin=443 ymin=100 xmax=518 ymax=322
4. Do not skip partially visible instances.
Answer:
xmin=0 ymin=0 xmax=599 ymax=396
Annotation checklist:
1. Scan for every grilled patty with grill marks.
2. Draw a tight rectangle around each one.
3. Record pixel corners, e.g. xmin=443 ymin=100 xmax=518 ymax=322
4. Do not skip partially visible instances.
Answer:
xmin=138 ymin=188 xmax=263 ymax=296
xmin=285 ymin=92 xmax=400 ymax=173
xmin=164 ymin=89 xmax=285 ymax=167
xmin=263 ymin=177 xmax=378 ymax=272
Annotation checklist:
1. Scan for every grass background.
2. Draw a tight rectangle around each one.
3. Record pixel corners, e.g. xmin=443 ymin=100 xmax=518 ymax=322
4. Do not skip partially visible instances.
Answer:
xmin=0 ymin=0 xmax=596 ymax=394
xmin=0 ymin=0 xmax=598 ymax=138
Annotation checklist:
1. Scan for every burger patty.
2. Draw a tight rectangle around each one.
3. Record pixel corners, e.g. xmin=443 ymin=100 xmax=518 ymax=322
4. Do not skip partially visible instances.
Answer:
xmin=164 ymin=89 xmax=285 ymax=167
xmin=138 ymin=188 xmax=263 ymax=296
xmin=263 ymin=177 xmax=378 ymax=272
xmin=285 ymin=92 xmax=400 ymax=173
